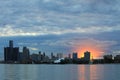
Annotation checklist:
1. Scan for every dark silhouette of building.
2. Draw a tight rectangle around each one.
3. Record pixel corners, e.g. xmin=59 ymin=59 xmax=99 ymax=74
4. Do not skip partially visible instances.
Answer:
xmin=84 ymin=51 xmax=91 ymax=61
xmin=50 ymin=52 xmax=57 ymax=62
xmin=103 ymin=55 xmax=113 ymax=63
xmin=38 ymin=51 xmax=42 ymax=61
xmin=43 ymin=52 xmax=45 ymax=57
xmin=22 ymin=47 xmax=30 ymax=61
xmin=30 ymin=53 xmax=39 ymax=62
xmin=114 ymin=55 xmax=120 ymax=63
xmin=72 ymin=52 xmax=78 ymax=59
xmin=4 ymin=40 xmax=19 ymax=62
xmin=19 ymin=47 xmax=30 ymax=63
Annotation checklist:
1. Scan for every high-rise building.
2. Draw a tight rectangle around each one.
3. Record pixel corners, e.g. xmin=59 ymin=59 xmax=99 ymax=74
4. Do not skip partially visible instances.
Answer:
xmin=50 ymin=52 xmax=57 ymax=61
xmin=84 ymin=51 xmax=91 ymax=61
xmin=72 ymin=52 xmax=78 ymax=59
xmin=38 ymin=51 xmax=42 ymax=61
xmin=4 ymin=40 xmax=19 ymax=62
xmin=22 ymin=46 xmax=30 ymax=61
xmin=9 ymin=40 xmax=13 ymax=48
xmin=51 ymin=52 xmax=54 ymax=59
xmin=43 ymin=52 xmax=46 ymax=57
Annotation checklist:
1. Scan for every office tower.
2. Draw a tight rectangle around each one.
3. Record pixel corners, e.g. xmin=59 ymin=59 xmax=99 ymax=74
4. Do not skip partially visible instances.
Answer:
xmin=51 ymin=52 xmax=54 ymax=59
xmin=38 ymin=51 xmax=42 ymax=61
xmin=22 ymin=46 xmax=30 ymax=61
xmin=43 ymin=52 xmax=46 ymax=57
xmin=50 ymin=52 xmax=57 ymax=61
xmin=72 ymin=52 xmax=78 ymax=59
xmin=84 ymin=51 xmax=91 ymax=61
xmin=9 ymin=40 xmax=13 ymax=48
xmin=4 ymin=40 xmax=19 ymax=62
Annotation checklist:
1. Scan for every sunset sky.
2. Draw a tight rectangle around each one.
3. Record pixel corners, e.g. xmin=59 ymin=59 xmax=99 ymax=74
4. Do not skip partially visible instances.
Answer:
xmin=0 ymin=0 xmax=120 ymax=59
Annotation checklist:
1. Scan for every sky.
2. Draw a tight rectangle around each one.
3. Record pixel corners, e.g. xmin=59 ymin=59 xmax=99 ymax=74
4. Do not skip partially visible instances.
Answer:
xmin=0 ymin=0 xmax=120 ymax=59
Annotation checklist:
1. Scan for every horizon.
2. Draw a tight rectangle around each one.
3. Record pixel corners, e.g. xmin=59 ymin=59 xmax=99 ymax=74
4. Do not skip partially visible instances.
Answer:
xmin=0 ymin=0 xmax=120 ymax=59
xmin=1 ymin=40 xmax=119 ymax=60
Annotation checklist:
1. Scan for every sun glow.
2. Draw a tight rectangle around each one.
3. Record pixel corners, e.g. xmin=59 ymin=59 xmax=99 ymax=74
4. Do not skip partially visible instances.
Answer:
xmin=76 ymin=47 xmax=101 ymax=59
xmin=73 ymin=39 xmax=105 ymax=59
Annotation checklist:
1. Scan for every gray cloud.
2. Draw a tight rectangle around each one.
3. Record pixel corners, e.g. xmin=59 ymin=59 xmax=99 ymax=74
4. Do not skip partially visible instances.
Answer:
xmin=0 ymin=0 xmax=120 ymax=58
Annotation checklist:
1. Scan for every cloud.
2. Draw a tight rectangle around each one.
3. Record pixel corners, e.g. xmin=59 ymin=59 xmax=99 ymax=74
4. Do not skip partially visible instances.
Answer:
xmin=0 ymin=0 xmax=119 ymax=37
xmin=29 ymin=47 xmax=38 ymax=51
xmin=0 ymin=0 xmax=120 ymax=57
xmin=0 ymin=25 xmax=39 ymax=36
xmin=1 ymin=25 xmax=120 ymax=37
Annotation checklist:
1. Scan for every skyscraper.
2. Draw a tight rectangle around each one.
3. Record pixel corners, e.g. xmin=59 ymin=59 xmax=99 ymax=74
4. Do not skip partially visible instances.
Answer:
xmin=72 ymin=52 xmax=78 ymax=59
xmin=4 ymin=40 xmax=19 ymax=62
xmin=9 ymin=40 xmax=13 ymax=48
xmin=84 ymin=51 xmax=91 ymax=61
xmin=51 ymin=52 xmax=54 ymax=59
xmin=22 ymin=46 xmax=30 ymax=61
xmin=38 ymin=51 xmax=42 ymax=61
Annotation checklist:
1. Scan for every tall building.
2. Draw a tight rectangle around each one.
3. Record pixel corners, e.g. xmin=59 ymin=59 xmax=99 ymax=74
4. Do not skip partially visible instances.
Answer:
xmin=22 ymin=46 xmax=30 ymax=61
xmin=43 ymin=52 xmax=46 ymax=57
xmin=50 ymin=52 xmax=57 ymax=61
xmin=38 ymin=51 xmax=42 ymax=61
xmin=9 ymin=40 xmax=13 ymax=47
xmin=4 ymin=40 xmax=19 ymax=62
xmin=72 ymin=52 xmax=78 ymax=59
xmin=51 ymin=52 xmax=54 ymax=59
xmin=84 ymin=51 xmax=91 ymax=61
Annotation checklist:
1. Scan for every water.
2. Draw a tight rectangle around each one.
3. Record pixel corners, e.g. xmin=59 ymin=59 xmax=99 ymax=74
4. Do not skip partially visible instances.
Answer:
xmin=0 ymin=64 xmax=120 ymax=80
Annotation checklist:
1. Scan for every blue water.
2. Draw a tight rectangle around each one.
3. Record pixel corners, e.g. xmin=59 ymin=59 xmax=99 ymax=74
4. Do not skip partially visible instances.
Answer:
xmin=0 ymin=64 xmax=120 ymax=80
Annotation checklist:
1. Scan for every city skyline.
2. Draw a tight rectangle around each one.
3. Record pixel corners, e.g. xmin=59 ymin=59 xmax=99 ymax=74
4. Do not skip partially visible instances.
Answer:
xmin=2 ymin=40 xmax=120 ymax=60
xmin=3 ymin=40 xmax=120 ymax=64
xmin=0 ymin=0 xmax=120 ymax=59
xmin=3 ymin=40 xmax=92 ymax=64
xmin=0 ymin=1 xmax=120 ymax=80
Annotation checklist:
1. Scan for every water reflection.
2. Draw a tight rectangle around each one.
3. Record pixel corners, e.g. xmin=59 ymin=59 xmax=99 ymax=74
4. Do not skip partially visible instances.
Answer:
xmin=4 ymin=64 xmax=20 ymax=80
xmin=3 ymin=64 xmax=39 ymax=80
xmin=1 ymin=64 xmax=120 ymax=80
xmin=77 ymin=65 xmax=104 ymax=80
